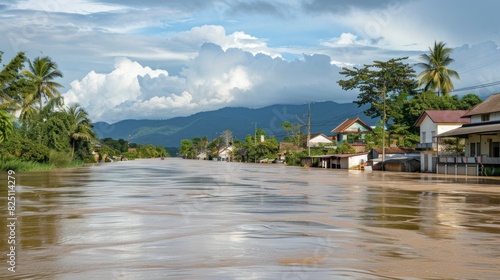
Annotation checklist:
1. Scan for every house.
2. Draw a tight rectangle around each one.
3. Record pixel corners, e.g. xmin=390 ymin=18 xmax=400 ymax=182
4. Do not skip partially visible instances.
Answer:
xmin=383 ymin=157 xmax=420 ymax=172
xmin=437 ymin=94 xmax=500 ymax=176
xmin=331 ymin=117 xmax=373 ymax=152
xmin=415 ymin=110 xmax=470 ymax=172
xmin=307 ymin=133 xmax=335 ymax=147
xmin=370 ymin=147 xmax=419 ymax=160
xmin=368 ymin=147 xmax=420 ymax=171
xmin=301 ymin=153 xmax=369 ymax=169
xmin=217 ymin=146 xmax=233 ymax=161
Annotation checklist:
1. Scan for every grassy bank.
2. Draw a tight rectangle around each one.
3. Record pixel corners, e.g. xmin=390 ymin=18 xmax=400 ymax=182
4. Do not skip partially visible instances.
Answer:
xmin=0 ymin=159 xmax=86 ymax=172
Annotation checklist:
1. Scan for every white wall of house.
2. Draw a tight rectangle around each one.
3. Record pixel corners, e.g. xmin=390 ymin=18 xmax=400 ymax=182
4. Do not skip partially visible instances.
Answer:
xmin=309 ymin=135 xmax=333 ymax=147
xmin=470 ymin=112 xmax=500 ymax=123
xmin=419 ymin=116 xmax=465 ymax=172
xmin=465 ymin=135 xmax=500 ymax=157
xmin=218 ymin=146 xmax=233 ymax=160
xmin=342 ymin=154 xmax=368 ymax=169
xmin=419 ymin=117 xmax=437 ymax=143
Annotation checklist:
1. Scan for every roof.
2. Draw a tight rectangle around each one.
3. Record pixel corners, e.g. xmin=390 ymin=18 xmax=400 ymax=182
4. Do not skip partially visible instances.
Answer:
xmin=438 ymin=122 xmax=500 ymax=138
xmin=384 ymin=157 xmax=420 ymax=164
xmin=415 ymin=110 xmax=470 ymax=127
xmin=305 ymin=152 xmax=369 ymax=159
xmin=372 ymin=147 xmax=417 ymax=154
xmin=310 ymin=132 xmax=329 ymax=139
xmin=331 ymin=117 xmax=373 ymax=133
xmin=463 ymin=93 xmax=500 ymax=117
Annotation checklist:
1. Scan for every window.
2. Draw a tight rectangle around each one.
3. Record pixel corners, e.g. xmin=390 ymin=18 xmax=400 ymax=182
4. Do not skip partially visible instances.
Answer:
xmin=470 ymin=142 xmax=481 ymax=157
xmin=481 ymin=114 xmax=490 ymax=122
xmin=421 ymin=131 xmax=426 ymax=143
xmin=431 ymin=131 xmax=436 ymax=143
xmin=493 ymin=142 xmax=500 ymax=158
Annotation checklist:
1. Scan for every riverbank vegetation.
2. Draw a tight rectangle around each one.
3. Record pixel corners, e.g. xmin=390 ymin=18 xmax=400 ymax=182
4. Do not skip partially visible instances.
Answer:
xmin=0 ymin=51 xmax=170 ymax=171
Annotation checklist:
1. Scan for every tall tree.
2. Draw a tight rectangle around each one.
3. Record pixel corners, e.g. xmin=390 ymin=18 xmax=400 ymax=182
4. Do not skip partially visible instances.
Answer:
xmin=22 ymin=56 xmax=64 ymax=112
xmin=66 ymin=104 xmax=95 ymax=158
xmin=416 ymin=41 xmax=460 ymax=96
xmin=338 ymin=57 xmax=418 ymax=121
xmin=0 ymin=52 xmax=26 ymax=113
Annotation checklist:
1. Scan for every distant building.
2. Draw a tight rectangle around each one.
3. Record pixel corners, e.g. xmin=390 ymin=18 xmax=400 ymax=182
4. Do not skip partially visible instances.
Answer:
xmin=217 ymin=146 xmax=233 ymax=161
xmin=307 ymin=133 xmax=334 ymax=147
xmin=331 ymin=117 xmax=372 ymax=152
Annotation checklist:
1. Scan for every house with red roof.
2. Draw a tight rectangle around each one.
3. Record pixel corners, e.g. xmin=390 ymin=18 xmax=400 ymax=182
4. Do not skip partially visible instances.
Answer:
xmin=415 ymin=110 xmax=470 ymax=172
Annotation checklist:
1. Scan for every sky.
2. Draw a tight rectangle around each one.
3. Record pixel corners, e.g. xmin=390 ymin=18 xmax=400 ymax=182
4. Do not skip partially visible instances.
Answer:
xmin=1 ymin=0 xmax=500 ymax=123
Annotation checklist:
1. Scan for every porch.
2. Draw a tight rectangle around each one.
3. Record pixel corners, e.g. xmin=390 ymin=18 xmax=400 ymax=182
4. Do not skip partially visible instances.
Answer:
xmin=436 ymin=156 xmax=500 ymax=176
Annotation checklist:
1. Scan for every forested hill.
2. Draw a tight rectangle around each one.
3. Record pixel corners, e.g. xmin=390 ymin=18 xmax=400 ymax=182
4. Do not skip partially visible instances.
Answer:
xmin=93 ymin=101 xmax=375 ymax=147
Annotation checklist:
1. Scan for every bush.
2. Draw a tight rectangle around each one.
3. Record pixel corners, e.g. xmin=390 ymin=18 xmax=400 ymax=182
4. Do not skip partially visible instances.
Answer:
xmin=48 ymin=150 xmax=72 ymax=167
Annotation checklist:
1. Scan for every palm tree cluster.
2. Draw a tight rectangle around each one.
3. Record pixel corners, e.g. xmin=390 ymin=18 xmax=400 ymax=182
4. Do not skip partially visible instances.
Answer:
xmin=0 ymin=51 xmax=96 ymax=164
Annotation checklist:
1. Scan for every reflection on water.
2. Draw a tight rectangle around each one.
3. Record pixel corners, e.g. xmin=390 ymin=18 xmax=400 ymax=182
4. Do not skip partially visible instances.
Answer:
xmin=1 ymin=159 xmax=500 ymax=279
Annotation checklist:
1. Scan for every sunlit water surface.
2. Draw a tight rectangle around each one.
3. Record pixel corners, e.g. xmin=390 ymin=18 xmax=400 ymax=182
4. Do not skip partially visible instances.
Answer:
xmin=1 ymin=158 xmax=500 ymax=279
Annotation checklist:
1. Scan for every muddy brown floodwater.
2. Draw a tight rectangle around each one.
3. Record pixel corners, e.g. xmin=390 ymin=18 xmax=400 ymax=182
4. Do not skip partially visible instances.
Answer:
xmin=1 ymin=158 xmax=500 ymax=279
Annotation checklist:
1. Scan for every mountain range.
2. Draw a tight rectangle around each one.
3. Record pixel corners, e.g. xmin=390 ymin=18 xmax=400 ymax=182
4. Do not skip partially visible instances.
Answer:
xmin=92 ymin=101 xmax=376 ymax=147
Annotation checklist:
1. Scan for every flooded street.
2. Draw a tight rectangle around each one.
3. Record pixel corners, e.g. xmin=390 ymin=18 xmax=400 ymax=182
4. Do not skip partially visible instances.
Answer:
xmin=1 ymin=158 xmax=500 ymax=279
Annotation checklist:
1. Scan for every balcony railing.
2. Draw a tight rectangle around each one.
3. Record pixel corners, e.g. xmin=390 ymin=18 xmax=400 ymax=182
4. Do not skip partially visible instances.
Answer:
xmin=416 ymin=142 xmax=437 ymax=151
xmin=438 ymin=156 xmax=500 ymax=164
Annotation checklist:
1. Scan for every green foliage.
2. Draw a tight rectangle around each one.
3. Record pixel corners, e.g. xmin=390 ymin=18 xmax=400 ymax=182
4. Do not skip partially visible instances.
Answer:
xmin=0 ymin=159 xmax=53 ymax=172
xmin=100 ymin=138 xmax=129 ymax=152
xmin=1 ymin=130 xmax=50 ymax=162
xmin=22 ymin=56 xmax=64 ymax=112
xmin=0 ymin=110 xmax=13 ymax=143
xmin=281 ymin=121 xmax=303 ymax=147
xmin=338 ymin=57 xmax=418 ymax=120
xmin=247 ymin=137 xmax=279 ymax=162
xmin=285 ymin=150 xmax=307 ymax=166
xmin=0 ymin=52 xmax=26 ymax=103
xmin=48 ymin=150 xmax=73 ymax=167
xmin=179 ymin=139 xmax=195 ymax=158
xmin=138 ymin=144 xmax=159 ymax=158
xmin=336 ymin=143 xmax=356 ymax=154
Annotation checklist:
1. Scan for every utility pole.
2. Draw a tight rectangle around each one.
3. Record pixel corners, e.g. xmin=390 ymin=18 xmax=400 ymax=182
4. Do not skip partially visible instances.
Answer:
xmin=382 ymin=82 xmax=386 ymax=170
xmin=307 ymin=102 xmax=311 ymax=156
xmin=252 ymin=122 xmax=257 ymax=145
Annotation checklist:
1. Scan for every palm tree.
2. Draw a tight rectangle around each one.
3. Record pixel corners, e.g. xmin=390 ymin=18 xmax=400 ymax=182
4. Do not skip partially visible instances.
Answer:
xmin=416 ymin=41 xmax=460 ymax=96
xmin=0 ymin=110 xmax=13 ymax=144
xmin=66 ymin=104 xmax=95 ymax=158
xmin=22 ymin=56 xmax=64 ymax=112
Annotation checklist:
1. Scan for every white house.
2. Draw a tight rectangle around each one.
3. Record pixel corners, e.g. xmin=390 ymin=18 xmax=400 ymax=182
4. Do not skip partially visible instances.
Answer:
xmin=217 ymin=146 xmax=233 ymax=161
xmin=308 ymin=133 xmax=334 ymax=147
xmin=415 ymin=110 xmax=470 ymax=172
xmin=437 ymin=94 xmax=500 ymax=175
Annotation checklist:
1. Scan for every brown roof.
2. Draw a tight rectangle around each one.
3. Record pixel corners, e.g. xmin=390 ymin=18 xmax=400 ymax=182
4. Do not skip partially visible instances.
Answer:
xmin=415 ymin=110 xmax=470 ymax=127
xmin=438 ymin=122 xmax=500 ymax=138
xmin=331 ymin=117 xmax=372 ymax=133
xmin=463 ymin=93 xmax=500 ymax=116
